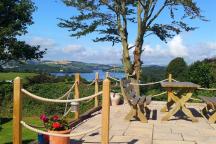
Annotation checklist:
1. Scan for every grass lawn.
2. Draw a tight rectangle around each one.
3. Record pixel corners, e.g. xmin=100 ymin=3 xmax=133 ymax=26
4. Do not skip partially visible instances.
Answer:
xmin=0 ymin=72 xmax=38 ymax=81
xmin=0 ymin=117 xmax=43 ymax=144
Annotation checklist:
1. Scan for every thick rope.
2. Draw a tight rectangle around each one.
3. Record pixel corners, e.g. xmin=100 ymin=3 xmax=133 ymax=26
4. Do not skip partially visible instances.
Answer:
xmin=150 ymin=91 xmax=167 ymax=98
xmin=62 ymin=107 xmax=72 ymax=118
xmin=198 ymin=87 xmax=216 ymax=91
xmin=0 ymin=80 xmax=13 ymax=83
xmin=87 ymin=80 xmax=96 ymax=86
xmin=171 ymin=79 xmax=179 ymax=82
xmin=20 ymin=121 xmax=101 ymax=137
xmin=57 ymin=82 xmax=76 ymax=100
xmin=107 ymin=76 xmax=120 ymax=82
xmin=130 ymin=79 xmax=168 ymax=86
xmin=190 ymin=97 xmax=203 ymax=102
xmin=64 ymin=91 xmax=73 ymax=116
xmin=21 ymin=89 xmax=102 ymax=103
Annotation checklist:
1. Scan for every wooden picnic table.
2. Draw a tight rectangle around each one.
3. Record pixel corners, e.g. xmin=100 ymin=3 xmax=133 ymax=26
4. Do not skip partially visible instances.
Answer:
xmin=160 ymin=82 xmax=200 ymax=122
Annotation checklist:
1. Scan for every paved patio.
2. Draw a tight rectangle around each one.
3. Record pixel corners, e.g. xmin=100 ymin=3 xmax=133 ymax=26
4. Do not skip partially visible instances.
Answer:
xmin=70 ymin=101 xmax=216 ymax=144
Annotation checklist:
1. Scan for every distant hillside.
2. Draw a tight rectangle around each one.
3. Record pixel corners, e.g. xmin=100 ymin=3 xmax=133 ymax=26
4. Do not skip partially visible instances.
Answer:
xmin=141 ymin=65 xmax=167 ymax=81
xmin=4 ymin=60 xmax=112 ymax=73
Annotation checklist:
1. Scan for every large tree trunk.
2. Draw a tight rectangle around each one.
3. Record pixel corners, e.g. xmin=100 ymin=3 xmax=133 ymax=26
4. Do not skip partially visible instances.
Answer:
xmin=133 ymin=1 xmax=144 ymax=81
xmin=122 ymin=39 xmax=133 ymax=76
xmin=133 ymin=40 xmax=143 ymax=80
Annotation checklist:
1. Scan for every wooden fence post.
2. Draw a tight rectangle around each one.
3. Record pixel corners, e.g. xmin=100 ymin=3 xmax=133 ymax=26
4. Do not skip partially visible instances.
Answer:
xmin=167 ymin=74 xmax=173 ymax=107
xmin=74 ymin=73 xmax=80 ymax=119
xmin=168 ymin=74 xmax=172 ymax=82
xmin=13 ymin=77 xmax=23 ymax=144
xmin=161 ymin=74 xmax=173 ymax=112
xmin=94 ymin=72 xmax=99 ymax=107
xmin=101 ymin=78 xmax=110 ymax=144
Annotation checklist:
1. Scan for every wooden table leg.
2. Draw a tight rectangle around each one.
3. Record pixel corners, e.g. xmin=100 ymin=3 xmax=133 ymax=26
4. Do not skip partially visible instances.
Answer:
xmin=182 ymin=106 xmax=198 ymax=122
xmin=125 ymin=105 xmax=136 ymax=121
xmin=162 ymin=103 xmax=180 ymax=121
xmin=137 ymin=105 xmax=147 ymax=123
xmin=209 ymin=111 xmax=216 ymax=123
xmin=180 ymin=91 xmax=198 ymax=122
xmin=161 ymin=89 xmax=174 ymax=112
xmin=162 ymin=90 xmax=198 ymax=122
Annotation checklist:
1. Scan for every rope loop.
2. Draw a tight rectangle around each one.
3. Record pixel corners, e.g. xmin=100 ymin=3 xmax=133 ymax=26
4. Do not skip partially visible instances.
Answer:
xmin=149 ymin=91 xmax=167 ymax=98
xmin=107 ymin=76 xmax=120 ymax=82
xmin=57 ymin=82 xmax=76 ymax=100
xmin=20 ymin=121 xmax=101 ymax=137
xmin=21 ymin=89 xmax=102 ymax=103
xmin=130 ymin=79 xmax=168 ymax=86
xmin=197 ymin=87 xmax=216 ymax=91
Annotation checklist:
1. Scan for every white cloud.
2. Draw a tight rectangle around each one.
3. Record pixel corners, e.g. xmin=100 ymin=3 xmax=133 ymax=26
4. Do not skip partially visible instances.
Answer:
xmin=168 ymin=35 xmax=188 ymax=57
xmin=63 ymin=45 xmax=86 ymax=53
xmin=141 ymin=35 xmax=216 ymax=65
xmin=28 ymin=37 xmax=56 ymax=49
xmin=27 ymin=35 xmax=216 ymax=65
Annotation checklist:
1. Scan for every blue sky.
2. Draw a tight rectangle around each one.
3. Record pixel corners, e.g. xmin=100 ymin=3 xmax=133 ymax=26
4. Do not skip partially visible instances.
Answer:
xmin=21 ymin=0 xmax=216 ymax=65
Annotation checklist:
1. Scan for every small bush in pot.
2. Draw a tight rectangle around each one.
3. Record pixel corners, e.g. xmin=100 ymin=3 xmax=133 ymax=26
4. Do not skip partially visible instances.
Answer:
xmin=40 ymin=114 xmax=71 ymax=144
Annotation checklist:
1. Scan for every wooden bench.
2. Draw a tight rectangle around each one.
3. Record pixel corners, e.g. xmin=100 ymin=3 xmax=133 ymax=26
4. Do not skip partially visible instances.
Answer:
xmin=199 ymin=96 xmax=216 ymax=123
xmin=120 ymin=78 xmax=151 ymax=123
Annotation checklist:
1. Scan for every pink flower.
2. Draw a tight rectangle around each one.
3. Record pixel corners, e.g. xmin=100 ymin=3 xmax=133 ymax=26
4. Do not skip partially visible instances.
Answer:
xmin=52 ymin=115 xmax=59 ymax=121
xmin=52 ymin=122 xmax=61 ymax=129
xmin=40 ymin=114 xmax=48 ymax=123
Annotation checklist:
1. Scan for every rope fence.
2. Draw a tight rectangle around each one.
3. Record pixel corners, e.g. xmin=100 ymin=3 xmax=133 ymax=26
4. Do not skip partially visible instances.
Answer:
xmin=150 ymin=91 xmax=167 ymax=98
xmin=198 ymin=87 xmax=216 ymax=91
xmin=21 ymin=88 xmax=102 ymax=103
xmin=130 ymin=79 xmax=168 ymax=86
xmin=57 ymin=82 xmax=76 ymax=100
xmin=13 ymin=74 xmax=111 ymax=144
xmin=20 ymin=121 xmax=101 ymax=137
xmin=107 ymin=76 xmax=120 ymax=82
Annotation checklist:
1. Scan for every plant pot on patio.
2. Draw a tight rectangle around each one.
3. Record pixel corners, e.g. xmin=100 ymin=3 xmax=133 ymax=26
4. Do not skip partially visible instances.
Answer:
xmin=40 ymin=114 xmax=71 ymax=144
xmin=48 ymin=129 xmax=71 ymax=144
xmin=110 ymin=92 xmax=121 ymax=106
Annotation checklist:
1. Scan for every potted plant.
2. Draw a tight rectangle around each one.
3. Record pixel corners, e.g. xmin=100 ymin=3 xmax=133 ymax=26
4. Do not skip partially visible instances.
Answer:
xmin=40 ymin=114 xmax=71 ymax=144
xmin=110 ymin=89 xmax=121 ymax=106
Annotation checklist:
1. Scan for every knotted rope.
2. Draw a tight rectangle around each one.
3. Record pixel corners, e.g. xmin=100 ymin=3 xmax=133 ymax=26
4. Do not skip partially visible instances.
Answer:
xmin=21 ymin=89 xmax=102 ymax=103
xmin=190 ymin=97 xmax=203 ymax=102
xmin=130 ymin=79 xmax=168 ymax=86
xmin=87 ymin=80 xmax=96 ymax=86
xmin=150 ymin=91 xmax=167 ymax=98
xmin=171 ymin=79 xmax=179 ymax=82
xmin=57 ymin=82 xmax=76 ymax=100
xmin=197 ymin=87 xmax=216 ymax=91
xmin=107 ymin=76 xmax=120 ymax=82
xmin=20 ymin=121 xmax=101 ymax=137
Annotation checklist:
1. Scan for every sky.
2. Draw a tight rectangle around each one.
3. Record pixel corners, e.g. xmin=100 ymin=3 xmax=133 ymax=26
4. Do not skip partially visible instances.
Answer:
xmin=20 ymin=0 xmax=216 ymax=65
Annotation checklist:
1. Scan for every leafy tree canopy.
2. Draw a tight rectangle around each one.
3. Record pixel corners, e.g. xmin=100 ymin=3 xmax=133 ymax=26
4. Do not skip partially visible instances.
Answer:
xmin=0 ymin=0 xmax=46 ymax=66
xmin=59 ymin=0 xmax=205 ymax=80
xmin=166 ymin=57 xmax=188 ymax=81
xmin=188 ymin=61 xmax=214 ymax=87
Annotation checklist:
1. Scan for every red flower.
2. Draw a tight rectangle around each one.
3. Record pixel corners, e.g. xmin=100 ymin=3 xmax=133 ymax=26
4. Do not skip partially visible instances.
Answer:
xmin=52 ymin=122 xmax=61 ymax=129
xmin=52 ymin=115 xmax=59 ymax=121
xmin=40 ymin=114 xmax=48 ymax=123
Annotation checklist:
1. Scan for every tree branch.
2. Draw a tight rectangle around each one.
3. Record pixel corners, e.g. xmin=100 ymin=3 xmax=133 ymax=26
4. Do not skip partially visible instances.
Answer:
xmin=146 ymin=0 xmax=168 ymax=27
xmin=128 ymin=45 xmax=136 ymax=50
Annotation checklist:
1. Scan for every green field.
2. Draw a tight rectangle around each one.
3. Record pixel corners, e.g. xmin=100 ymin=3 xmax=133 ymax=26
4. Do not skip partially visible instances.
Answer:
xmin=0 ymin=117 xmax=42 ymax=143
xmin=0 ymin=72 xmax=37 ymax=81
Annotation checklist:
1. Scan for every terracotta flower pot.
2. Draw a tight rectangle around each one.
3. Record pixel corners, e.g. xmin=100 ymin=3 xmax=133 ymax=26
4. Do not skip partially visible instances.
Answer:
xmin=48 ymin=129 xmax=71 ymax=144
xmin=110 ymin=92 xmax=121 ymax=106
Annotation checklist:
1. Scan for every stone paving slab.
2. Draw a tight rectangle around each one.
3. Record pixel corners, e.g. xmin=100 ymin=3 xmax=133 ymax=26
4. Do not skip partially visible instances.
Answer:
xmin=70 ymin=101 xmax=216 ymax=144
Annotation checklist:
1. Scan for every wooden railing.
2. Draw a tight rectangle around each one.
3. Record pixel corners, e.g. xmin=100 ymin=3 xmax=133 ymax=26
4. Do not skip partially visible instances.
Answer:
xmin=13 ymin=73 xmax=111 ymax=144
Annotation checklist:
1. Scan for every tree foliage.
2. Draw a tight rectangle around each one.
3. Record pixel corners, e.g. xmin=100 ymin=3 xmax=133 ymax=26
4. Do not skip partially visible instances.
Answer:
xmin=59 ymin=0 xmax=205 ymax=80
xmin=166 ymin=57 xmax=188 ymax=81
xmin=188 ymin=60 xmax=215 ymax=87
xmin=0 ymin=0 xmax=46 ymax=66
